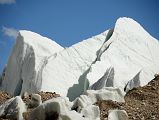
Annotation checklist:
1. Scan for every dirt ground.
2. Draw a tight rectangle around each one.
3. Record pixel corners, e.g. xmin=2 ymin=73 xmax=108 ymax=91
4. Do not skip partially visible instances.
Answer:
xmin=0 ymin=91 xmax=11 ymax=105
xmin=38 ymin=91 xmax=60 ymax=102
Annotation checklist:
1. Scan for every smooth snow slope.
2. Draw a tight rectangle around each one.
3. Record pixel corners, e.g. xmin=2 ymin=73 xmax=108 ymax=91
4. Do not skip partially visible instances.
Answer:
xmin=1 ymin=17 xmax=159 ymax=101
xmin=1 ymin=31 xmax=63 ymax=95
xmin=87 ymin=18 xmax=159 ymax=92
xmin=41 ymin=31 xmax=108 ymax=100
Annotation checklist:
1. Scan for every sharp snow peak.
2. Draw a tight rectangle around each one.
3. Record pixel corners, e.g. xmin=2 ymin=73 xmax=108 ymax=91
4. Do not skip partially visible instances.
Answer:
xmin=0 ymin=17 xmax=159 ymax=102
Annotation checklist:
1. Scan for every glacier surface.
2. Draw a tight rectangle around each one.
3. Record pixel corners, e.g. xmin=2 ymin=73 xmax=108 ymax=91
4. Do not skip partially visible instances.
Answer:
xmin=87 ymin=18 xmax=159 ymax=92
xmin=1 ymin=17 xmax=159 ymax=102
xmin=1 ymin=31 xmax=63 ymax=95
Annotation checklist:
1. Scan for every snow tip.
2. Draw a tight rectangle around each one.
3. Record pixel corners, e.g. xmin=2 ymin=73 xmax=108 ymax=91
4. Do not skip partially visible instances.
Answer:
xmin=116 ymin=17 xmax=138 ymax=24
xmin=115 ymin=17 xmax=141 ymax=28
xmin=18 ymin=30 xmax=54 ymax=43
xmin=17 ymin=30 xmax=63 ymax=49
xmin=117 ymin=17 xmax=135 ymax=21
xmin=19 ymin=30 xmax=43 ymax=38
xmin=113 ymin=17 xmax=150 ymax=37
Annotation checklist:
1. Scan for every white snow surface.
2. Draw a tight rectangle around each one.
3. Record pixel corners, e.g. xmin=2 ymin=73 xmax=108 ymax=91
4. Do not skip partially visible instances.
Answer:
xmin=1 ymin=31 xmax=63 ymax=95
xmin=41 ymin=31 xmax=106 ymax=100
xmin=87 ymin=17 xmax=159 ymax=91
xmin=1 ymin=17 xmax=159 ymax=101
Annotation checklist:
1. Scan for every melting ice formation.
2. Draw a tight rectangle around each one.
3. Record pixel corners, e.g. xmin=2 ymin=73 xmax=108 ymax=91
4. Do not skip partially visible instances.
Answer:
xmin=1 ymin=17 xmax=159 ymax=101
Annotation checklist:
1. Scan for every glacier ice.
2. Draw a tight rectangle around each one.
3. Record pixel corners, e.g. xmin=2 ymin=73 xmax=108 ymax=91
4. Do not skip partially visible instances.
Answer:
xmin=1 ymin=17 xmax=159 ymax=120
xmin=29 ymin=96 xmax=101 ymax=120
xmin=80 ymin=105 xmax=100 ymax=120
xmin=1 ymin=31 xmax=63 ymax=96
xmin=0 ymin=96 xmax=26 ymax=120
xmin=72 ymin=87 xmax=125 ymax=115
xmin=87 ymin=17 xmax=159 ymax=92
xmin=29 ymin=97 xmax=87 ymax=120
xmin=108 ymin=110 xmax=128 ymax=120
xmin=1 ymin=17 xmax=159 ymax=102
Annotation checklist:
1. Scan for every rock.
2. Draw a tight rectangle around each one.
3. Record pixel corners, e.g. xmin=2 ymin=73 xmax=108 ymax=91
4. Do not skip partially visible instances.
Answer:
xmin=38 ymin=91 xmax=60 ymax=102
xmin=108 ymin=110 xmax=128 ymax=120
xmin=0 ymin=96 xmax=26 ymax=120
xmin=154 ymin=74 xmax=159 ymax=78
xmin=0 ymin=91 xmax=11 ymax=105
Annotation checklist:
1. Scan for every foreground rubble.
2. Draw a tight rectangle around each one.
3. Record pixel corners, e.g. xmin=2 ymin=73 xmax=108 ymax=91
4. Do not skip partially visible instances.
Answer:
xmin=0 ymin=91 xmax=11 ymax=105
xmin=0 ymin=76 xmax=159 ymax=120
xmin=96 ymin=75 xmax=159 ymax=120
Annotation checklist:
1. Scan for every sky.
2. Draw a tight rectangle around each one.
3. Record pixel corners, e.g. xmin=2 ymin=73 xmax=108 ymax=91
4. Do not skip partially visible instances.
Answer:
xmin=0 ymin=0 xmax=159 ymax=73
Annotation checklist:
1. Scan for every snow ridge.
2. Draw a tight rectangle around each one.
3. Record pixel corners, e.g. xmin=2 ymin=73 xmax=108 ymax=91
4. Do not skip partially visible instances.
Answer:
xmin=1 ymin=31 xmax=63 ymax=95
xmin=87 ymin=17 xmax=159 ymax=92
xmin=1 ymin=17 xmax=159 ymax=103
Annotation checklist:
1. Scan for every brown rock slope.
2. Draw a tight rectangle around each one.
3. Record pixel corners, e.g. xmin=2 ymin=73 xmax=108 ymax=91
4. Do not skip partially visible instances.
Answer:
xmin=96 ymin=75 xmax=159 ymax=120
xmin=0 ymin=91 xmax=11 ymax=105
xmin=38 ymin=91 xmax=60 ymax=102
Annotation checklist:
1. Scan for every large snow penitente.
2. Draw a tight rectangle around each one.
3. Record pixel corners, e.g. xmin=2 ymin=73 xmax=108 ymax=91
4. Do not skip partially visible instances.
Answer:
xmin=1 ymin=17 xmax=159 ymax=101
